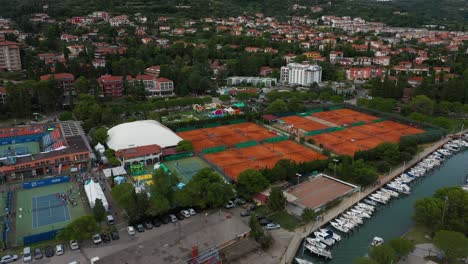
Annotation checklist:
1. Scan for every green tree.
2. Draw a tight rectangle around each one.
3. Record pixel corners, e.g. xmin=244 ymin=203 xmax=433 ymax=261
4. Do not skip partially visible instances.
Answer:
xmin=388 ymin=238 xmax=414 ymax=257
xmin=237 ymin=169 xmax=269 ymax=197
xmin=175 ymin=140 xmax=194 ymax=152
xmin=92 ymin=127 xmax=108 ymax=144
xmin=301 ymin=208 xmax=319 ymax=223
xmin=407 ymin=95 xmax=435 ymax=115
xmin=59 ymin=111 xmax=73 ymax=121
xmin=174 ymin=168 xmax=235 ymax=209
xmin=57 ymin=215 xmax=99 ymax=242
xmin=368 ymin=244 xmax=397 ymax=264
xmin=434 ymin=230 xmax=468 ymax=262
xmin=93 ymin=198 xmax=106 ymax=223
xmin=264 ymin=99 xmax=289 ymax=114
xmin=73 ymin=94 xmax=102 ymax=131
xmin=267 ymin=187 xmax=286 ymax=212
xmin=353 ymin=257 xmax=378 ymax=264
xmin=5 ymin=83 xmax=32 ymax=118
xmin=219 ymin=94 xmax=231 ymax=102
xmin=74 ymin=76 xmax=90 ymax=94
xmin=111 ymin=183 xmax=137 ymax=213
xmin=249 ymin=214 xmax=264 ymax=240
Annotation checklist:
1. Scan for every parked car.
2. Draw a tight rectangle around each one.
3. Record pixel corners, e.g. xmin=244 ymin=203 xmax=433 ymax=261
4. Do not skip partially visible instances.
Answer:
xmin=188 ymin=208 xmax=196 ymax=216
xmin=240 ymin=210 xmax=251 ymax=217
xmin=181 ymin=210 xmax=191 ymax=218
xmin=152 ymin=218 xmax=162 ymax=227
xmin=127 ymin=226 xmax=136 ymax=236
xmin=92 ymin=234 xmax=102 ymax=245
xmin=169 ymin=214 xmax=178 ymax=223
xmin=265 ymin=223 xmax=281 ymax=230
xmin=55 ymin=244 xmax=64 ymax=256
xmin=224 ymin=200 xmax=235 ymax=209
xmin=259 ymin=218 xmax=270 ymax=226
xmin=23 ymin=247 xmax=32 ymax=262
xmin=144 ymin=221 xmax=153 ymax=230
xmin=136 ymin=224 xmax=145 ymax=232
xmin=69 ymin=240 xmax=79 ymax=250
xmin=106 ymin=215 xmax=115 ymax=225
xmin=249 ymin=204 xmax=258 ymax=211
xmin=0 ymin=254 xmax=18 ymax=263
xmin=33 ymin=248 xmax=43 ymax=260
xmin=234 ymin=197 xmax=246 ymax=205
xmin=161 ymin=215 xmax=171 ymax=224
xmin=101 ymin=233 xmax=111 ymax=243
xmin=44 ymin=246 xmax=54 ymax=257
xmin=111 ymin=231 xmax=120 ymax=240
xmin=175 ymin=212 xmax=185 ymax=220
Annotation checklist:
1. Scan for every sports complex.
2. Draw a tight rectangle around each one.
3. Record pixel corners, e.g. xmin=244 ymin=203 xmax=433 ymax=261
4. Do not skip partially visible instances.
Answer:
xmin=171 ymin=106 xmax=425 ymax=182
xmin=14 ymin=178 xmax=86 ymax=245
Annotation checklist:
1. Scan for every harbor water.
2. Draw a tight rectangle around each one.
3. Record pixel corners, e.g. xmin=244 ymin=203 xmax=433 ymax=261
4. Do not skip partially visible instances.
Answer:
xmin=295 ymin=149 xmax=468 ymax=263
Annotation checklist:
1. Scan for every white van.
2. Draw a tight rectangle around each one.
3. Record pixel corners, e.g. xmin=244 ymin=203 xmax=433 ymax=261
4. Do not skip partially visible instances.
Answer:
xmin=23 ymin=247 xmax=32 ymax=262
xmin=106 ymin=215 xmax=115 ymax=225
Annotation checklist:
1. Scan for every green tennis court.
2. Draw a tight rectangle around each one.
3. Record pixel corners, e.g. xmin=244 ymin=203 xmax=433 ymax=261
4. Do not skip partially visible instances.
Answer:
xmin=15 ymin=183 xmax=87 ymax=245
xmin=163 ymin=157 xmax=211 ymax=183
xmin=0 ymin=141 xmax=40 ymax=157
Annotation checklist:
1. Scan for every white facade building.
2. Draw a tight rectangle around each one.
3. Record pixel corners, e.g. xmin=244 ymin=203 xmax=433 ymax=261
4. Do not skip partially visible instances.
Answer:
xmin=280 ymin=63 xmax=322 ymax=86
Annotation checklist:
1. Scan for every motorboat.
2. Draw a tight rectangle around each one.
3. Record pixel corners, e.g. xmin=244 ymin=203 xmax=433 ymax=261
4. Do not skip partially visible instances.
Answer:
xmin=306 ymin=237 xmax=327 ymax=249
xmin=320 ymin=229 xmax=341 ymax=242
xmin=304 ymin=243 xmax=332 ymax=259
xmin=369 ymin=195 xmax=387 ymax=204
xmin=356 ymin=203 xmax=375 ymax=212
xmin=379 ymin=188 xmax=399 ymax=197
xmin=313 ymin=231 xmax=335 ymax=246
xmin=350 ymin=208 xmax=371 ymax=218
xmin=295 ymin=258 xmax=314 ymax=264
xmin=330 ymin=221 xmax=350 ymax=233
xmin=364 ymin=198 xmax=378 ymax=206
xmin=371 ymin=237 xmax=384 ymax=247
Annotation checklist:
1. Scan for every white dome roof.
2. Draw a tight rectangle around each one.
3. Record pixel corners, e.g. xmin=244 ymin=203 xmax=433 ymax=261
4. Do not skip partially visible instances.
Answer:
xmin=107 ymin=120 xmax=182 ymax=151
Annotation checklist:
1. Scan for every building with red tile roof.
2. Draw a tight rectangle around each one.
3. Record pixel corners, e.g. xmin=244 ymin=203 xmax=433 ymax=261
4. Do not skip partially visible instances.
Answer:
xmin=115 ymin=144 xmax=162 ymax=166
xmin=0 ymin=41 xmax=21 ymax=71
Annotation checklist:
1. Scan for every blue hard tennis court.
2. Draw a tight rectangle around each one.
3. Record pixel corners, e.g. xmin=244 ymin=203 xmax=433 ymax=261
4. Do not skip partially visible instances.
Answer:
xmin=32 ymin=194 xmax=70 ymax=228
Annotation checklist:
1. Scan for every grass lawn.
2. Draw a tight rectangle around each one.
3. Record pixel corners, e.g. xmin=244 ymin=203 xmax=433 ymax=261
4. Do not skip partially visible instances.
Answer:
xmin=268 ymin=211 xmax=301 ymax=231
xmin=403 ymin=224 xmax=432 ymax=244
xmin=252 ymin=206 xmax=301 ymax=232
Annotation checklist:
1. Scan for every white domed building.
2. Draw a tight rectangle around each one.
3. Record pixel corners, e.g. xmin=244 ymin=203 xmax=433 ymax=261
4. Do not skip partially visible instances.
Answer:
xmin=107 ymin=120 xmax=182 ymax=167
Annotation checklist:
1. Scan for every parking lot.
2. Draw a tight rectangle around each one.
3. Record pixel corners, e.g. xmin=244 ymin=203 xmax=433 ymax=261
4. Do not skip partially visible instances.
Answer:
xmin=7 ymin=205 xmax=251 ymax=264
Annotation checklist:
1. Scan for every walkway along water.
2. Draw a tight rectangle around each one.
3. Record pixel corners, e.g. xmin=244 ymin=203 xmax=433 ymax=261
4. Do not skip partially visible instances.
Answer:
xmin=281 ymin=131 xmax=468 ymax=264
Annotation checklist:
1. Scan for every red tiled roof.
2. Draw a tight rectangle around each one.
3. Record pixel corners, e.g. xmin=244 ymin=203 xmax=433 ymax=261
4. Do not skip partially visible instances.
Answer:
xmin=0 ymin=87 xmax=6 ymax=94
xmin=40 ymin=73 xmax=74 ymax=81
xmin=115 ymin=144 xmax=162 ymax=159
xmin=156 ymin=77 xmax=172 ymax=83
xmin=99 ymin=75 xmax=123 ymax=82
xmin=134 ymin=74 xmax=155 ymax=81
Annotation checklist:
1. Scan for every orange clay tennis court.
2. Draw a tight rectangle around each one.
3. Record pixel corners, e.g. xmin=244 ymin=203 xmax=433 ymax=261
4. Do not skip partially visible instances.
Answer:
xmin=204 ymin=141 xmax=327 ymax=181
xmin=308 ymin=122 xmax=424 ymax=156
xmin=278 ymin=115 xmax=330 ymax=132
xmin=177 ymin=122 xmax=277 ymax=152
xmin=311 ymin=109 xmax=379 ymax=126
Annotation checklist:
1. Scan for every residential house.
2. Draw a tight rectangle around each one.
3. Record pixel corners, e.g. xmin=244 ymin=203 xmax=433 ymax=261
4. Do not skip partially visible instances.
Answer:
xmin=0 ymin=86 xmax=6 ymax=104
xmin=329 ymin=51 xmax=344 ymax=63
xmin=98 ymin=75 xmax=124 ymax=97
xmin=40 ymin=73 xmax=75 ymax=105
xmin=373 ymin=56 xmax=391 ymax=66
xmin=144 ymin=66 xmax=161 ymax=77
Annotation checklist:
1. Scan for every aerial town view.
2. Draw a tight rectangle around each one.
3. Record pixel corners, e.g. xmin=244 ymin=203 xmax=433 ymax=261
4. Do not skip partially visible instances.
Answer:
xmin=0 ymin=0 xmax=467 ymax=263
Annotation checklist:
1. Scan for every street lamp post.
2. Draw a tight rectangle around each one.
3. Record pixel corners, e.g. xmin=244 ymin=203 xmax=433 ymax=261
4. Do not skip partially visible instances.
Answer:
xmin=296 ymin=173 xmax=302 ymax=185
xmin=441 ymin=196 xmax=449 ymax=228
xmin=333 ymin=159 xmax=339 ymax=177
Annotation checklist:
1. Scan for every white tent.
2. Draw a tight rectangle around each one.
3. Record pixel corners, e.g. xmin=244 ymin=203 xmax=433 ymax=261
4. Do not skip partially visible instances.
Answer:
xmin=84 ymin=180 xmax=109 ymax=211
xmin=95 ymin=143 xmax=105 ymax=154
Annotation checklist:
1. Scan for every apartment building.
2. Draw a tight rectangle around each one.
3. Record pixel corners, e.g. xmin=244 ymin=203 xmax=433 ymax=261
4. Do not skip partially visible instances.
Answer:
xmin=0 ymin=41 xmax=21 ymax=71
xmin=280 ymin=62 xmax=322 ymax=85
